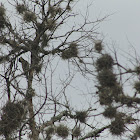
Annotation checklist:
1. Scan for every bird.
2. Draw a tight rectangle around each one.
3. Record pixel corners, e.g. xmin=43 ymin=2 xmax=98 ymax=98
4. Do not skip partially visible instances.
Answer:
xmin=19 ymin=57 xmax=30 ymax=79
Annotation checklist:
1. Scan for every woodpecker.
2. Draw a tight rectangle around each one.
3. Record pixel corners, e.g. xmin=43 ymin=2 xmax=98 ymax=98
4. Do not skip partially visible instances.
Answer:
xmin=19 ymin=57 xmax=29 ymax=79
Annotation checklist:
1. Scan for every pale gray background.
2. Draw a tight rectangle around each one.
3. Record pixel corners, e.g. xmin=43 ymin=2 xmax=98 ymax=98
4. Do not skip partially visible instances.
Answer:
xmin=82 ymin=0 xmax=140 ymax=52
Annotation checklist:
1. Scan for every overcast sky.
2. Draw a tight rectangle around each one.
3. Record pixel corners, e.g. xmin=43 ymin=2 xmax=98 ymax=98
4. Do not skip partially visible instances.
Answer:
xmin=83 ymin=0 xmax=140 ymax=52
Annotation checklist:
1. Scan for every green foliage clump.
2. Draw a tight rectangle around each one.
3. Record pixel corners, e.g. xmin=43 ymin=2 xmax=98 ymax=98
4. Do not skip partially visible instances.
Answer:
xmin=56 ymin=124 xmax=69 ymax=138
xmin=119 ymin=95 xmax=133 ymax=107
xmin=111 ymin=84 xmax=123 ymax=96
xmin=94 ymin=41 xmax=103 ymax=53
xmin=72 ymin=127 xmax=81 ymax=137
xmin=0 ymin=102 xmax=25 ymax=137
xmin=46 ymin=19 xmax=57 ymax=31
xmin=109 ymin=84 xmax=123 ymax=102
xmin=23 ymin=11 xmax=36 ymax=22
xmin=95 ymin=52 xmax=122 ymax=106
xmin=41 ymin=34 xmax=49 ymax=47
xmin=99 ymin=91 xmax=113 ymax=105
xmin=96 ymin=54 xmax=114 ymax=71
xmin=110 ymin=117 xmax=125 ymax=135
xmin=97 ymin=69 xmax=117 ymax=87
xmin=61 ymin=43 xmax=78 ymax=60
xmin=46 ymin=126 xmax=55 ymax=135
xmin=103 ymin=106 xmax=117 ymax=119
xmin=75 ymin=111 xmax=88 ymax=123
xmin=16 ymin=4 xmax=27 ymax=14
xmin=49 ymin=6 xmax=56 ymax=17
xmin=49 ymin=6 xmax=62 ymax=17
xmin=98 ymin=84 xmax=123 ymax=105
xmin=134 ymin=81 xmax=140 ymax=93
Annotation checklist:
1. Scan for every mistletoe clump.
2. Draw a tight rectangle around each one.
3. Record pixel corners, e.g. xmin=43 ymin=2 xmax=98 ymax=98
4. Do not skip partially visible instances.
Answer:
xmin=49 ymin=6 xmax=62 ymax=17
xmin=94 ymin=40 xmax=103 ymax=53
xmin=103 ymin=106 xmax=117 ymax=119
xmin=97 ymin=69 xmax=117 ymax=88
xmin=75 ymin=111 xmax=88 ymax=123
xmin=46 ymin=19 xmax=57 ymax=31
xmin=46 ymin=126 xmax=55 ymax=135
xmin=23 ymin=11 xmax=36 ymax=22
xmin=99 ymin=91 xmax=113 ymax=105
xmin=16 ymin=4 xmax=27 ymax=14
xmin=0 ymin=102 xmax=25 ymax=137
xmin=56 ymin=124 xmax=69 ymax=138
xmin=96 ymin=54 xmax=114 ymax=71
xmin=111 ymin=84 xmax=123 ymax=96
xmin=72 ymin=127 xmax=81 ymax=138
xmin=61 ymin=43 xmax=78 ymax=60
xmin=118 ymin=95 xmax=133 ymax=107
xmin=110 ymin=117 xmax=125 ymax=136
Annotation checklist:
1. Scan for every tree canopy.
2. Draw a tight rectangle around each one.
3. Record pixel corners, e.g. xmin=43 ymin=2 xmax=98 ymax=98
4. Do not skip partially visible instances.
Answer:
xmin=0 ymin=0 xmax=140 ymax=140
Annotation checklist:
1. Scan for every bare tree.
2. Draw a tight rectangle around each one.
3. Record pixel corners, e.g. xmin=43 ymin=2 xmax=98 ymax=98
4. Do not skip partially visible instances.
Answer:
xmin=0 ymin=0 xmax=140 ymax=140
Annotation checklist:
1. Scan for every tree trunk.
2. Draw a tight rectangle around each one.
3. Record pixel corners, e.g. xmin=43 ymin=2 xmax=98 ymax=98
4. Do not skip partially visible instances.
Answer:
xmin=28 ymin=98 xmax=39 ymax=140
